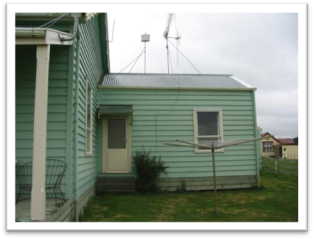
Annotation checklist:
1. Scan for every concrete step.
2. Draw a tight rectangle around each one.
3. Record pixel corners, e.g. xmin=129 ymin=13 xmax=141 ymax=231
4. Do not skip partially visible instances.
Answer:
xmin=96 ymin=177 xmax=135 ymax=192
xmin=97 ymin=177 xmax=135 ymax=184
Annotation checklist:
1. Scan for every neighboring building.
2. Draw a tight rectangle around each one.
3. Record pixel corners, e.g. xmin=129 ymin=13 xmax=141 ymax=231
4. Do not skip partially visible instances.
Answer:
xmin=260 ymin=132 xmax=282 ymax=158
xmin=257 ymin=126 xmax=263 ymax=168
xmin=280 ymin=138 xmax=298 ymax=160
xmin=260 ymin=132 xmax=298 ymax=160
xmin=15 ymin=13 xmax=262 ymax=222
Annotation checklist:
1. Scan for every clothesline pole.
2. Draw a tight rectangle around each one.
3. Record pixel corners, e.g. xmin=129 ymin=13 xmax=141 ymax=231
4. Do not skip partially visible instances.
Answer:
xmin=211 ymin=143 xmax=218 ymax=214
xmin=163 ymin=137 xmax=267 ymax=215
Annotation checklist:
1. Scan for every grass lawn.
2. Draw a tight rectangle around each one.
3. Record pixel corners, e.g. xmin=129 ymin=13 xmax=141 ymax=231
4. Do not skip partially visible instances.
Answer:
xmin=80 ymin=171 xmax=298 ymax=222
xmin=262 ymin=157 xmax=298 ymax=175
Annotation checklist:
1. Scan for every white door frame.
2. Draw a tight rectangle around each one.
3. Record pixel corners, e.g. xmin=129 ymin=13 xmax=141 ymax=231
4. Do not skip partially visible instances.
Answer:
xmin=102 ymin=115 xmax=132 ymax=173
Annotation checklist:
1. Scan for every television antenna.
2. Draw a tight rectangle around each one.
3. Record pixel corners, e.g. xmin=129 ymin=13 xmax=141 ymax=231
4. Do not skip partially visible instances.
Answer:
xmin=164 ymin=136 xmax=266 ymax=213
xmin=164 ymin=13 xmax=181 ymax=73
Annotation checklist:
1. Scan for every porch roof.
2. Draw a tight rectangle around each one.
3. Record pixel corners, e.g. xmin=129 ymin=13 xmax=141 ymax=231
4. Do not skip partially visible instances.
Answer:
xmin=98 ymin=105 xmax=133 ymax=119
xmin=15 ymin=27 xmax=74 ymax=45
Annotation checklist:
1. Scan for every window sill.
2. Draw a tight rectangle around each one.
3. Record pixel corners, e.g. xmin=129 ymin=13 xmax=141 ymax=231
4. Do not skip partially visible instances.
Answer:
xmin=86 ymin=153 xmax=93 ymax=157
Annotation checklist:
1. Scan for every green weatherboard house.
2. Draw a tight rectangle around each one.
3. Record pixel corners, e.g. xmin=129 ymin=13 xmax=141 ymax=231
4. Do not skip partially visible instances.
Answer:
xmin=15 ymin=13 xmax=261 ymax=222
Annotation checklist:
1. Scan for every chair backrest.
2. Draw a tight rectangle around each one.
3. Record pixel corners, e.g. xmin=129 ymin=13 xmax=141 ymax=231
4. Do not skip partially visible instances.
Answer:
xmin=45 ymin=159 xmax=67 ymax=188
xmin=16 ymin=160 xmax=33 ymax=188
xmin=16 ymin=159 xmax=67 ymax=200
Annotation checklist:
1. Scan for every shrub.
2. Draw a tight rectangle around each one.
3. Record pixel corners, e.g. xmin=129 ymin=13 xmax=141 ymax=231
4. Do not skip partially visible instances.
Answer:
xmin=133 ymin=149 xmax=168 ymax=193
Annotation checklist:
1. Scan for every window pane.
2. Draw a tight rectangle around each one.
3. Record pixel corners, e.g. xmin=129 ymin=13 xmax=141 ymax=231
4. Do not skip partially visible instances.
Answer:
xmin=87 ymin=107 xmax=91 ymax=128
xmin=263 ymin=142 xmax=273 ymax=152
xmin=86 ymin=84 xmax=92 ymax=154
xmin=197 ymin=137 xmax=219 ymax=149
xmin=86 ymin=130 xmax=92 ymax=153
xmin=108 ymin=119 xmax=126 ymax=149
xmin=87 ymin=90 xmax=92 ymax=128
xmin=197 ymin=112 xmax=219 ymax=136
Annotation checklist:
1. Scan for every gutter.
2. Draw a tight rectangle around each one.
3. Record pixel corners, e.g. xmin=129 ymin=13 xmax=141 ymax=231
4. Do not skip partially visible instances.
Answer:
xmin=15 ymin=27 xmax=73 ymax=45
xmin=97 ymin=85 xmax=257 ymax=91
xmin=15 ymin=27 xmax=46 ymax=37
xmin=16 ymin=13 xmax=84 ymax=19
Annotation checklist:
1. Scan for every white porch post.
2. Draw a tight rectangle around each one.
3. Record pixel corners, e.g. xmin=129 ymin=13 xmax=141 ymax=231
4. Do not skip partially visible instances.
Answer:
xmin=31 ymin=45 xmax=50 ymax=221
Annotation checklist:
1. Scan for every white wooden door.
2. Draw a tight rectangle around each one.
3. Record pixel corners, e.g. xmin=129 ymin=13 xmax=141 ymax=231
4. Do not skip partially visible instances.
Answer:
xmin=103 ymin=117 xmax=129 ymax=173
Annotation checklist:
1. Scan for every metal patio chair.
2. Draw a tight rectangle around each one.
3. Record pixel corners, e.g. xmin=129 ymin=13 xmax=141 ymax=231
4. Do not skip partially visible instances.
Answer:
xmin=16 ymin=158 xmax=67 ymax=206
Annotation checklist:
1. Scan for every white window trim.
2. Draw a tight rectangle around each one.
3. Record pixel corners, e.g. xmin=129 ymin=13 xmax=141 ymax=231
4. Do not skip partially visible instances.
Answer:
xmin=86 ymin=80 xmax=93 ymax=156
xmin=193 ymin=108 xmax=224 ymax=153
xmin=263 ymin=141 xmax=273 ymax=152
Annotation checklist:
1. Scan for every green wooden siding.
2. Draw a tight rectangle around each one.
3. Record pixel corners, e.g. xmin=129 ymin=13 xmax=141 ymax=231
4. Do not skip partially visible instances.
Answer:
xmin=15 ymin=14 xmax=110 ymax=221
xmin=15 ymin=45 xmax=70 ymax=194
xmin=71 ymin=40 xmax=77 ymax=202
xmin=73 ymin=14 xmax=106 ymax=198
xmin=98 ymin=89 xmax=258 ymax=179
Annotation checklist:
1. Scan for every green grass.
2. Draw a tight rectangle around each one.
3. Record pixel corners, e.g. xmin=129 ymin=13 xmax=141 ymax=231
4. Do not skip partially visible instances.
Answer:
xmin=263 ymin=157 xmax=298 ymax=166
xmin=80 ymin=172 xmax=298 ymax=222
xmin=262 ymin=157 xmax=298 ymax=175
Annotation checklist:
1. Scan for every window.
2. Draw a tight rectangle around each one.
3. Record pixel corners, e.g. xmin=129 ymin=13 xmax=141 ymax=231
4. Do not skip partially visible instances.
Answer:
xmin=263 ymin=142 xmax=273 ymax=152
xmin=86 ymin=81 xmax=93 ymax=155
xmin=194 ymin=109 xmax=223 ymax=152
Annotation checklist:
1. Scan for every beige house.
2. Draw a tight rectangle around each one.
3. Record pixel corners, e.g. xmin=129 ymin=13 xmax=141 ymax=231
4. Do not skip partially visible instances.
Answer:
xmin=260 ymin=132 xmax=298 ymax=160
xmin=280 ymin=138 xmax=298 ymax=160
xmin=260 ymin=132 xmax=282 ymax=158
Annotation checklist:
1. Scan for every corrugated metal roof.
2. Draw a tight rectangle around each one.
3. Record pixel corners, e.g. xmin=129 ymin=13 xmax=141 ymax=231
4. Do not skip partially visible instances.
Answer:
xmin=99 ymin=73 xmax=255 ymax=90
xmin=98 ymin=105 xmax=133 ymax=118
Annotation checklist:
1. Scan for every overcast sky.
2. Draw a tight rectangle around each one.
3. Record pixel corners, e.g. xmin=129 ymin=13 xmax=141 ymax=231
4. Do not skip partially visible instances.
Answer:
xmin=107 ymin=12 xmax=298 ymax=139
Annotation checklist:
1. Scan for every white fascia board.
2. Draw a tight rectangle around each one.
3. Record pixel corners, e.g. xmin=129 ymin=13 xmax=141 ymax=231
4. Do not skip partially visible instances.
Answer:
xmin=15 ymin=28 xmax=73 ymax=45
xmin=45 ymin=29 xmax=73 ymax=45
xmin=97 ymin=85 xmax=256 ymax=91
xmin=15 ymin=38 xmax=47 ymax=45
xmin=230 ymin=75 xmax=255 ymax=89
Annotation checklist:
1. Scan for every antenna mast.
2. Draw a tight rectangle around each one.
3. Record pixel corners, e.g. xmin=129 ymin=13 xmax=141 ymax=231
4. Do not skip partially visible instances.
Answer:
xmin=164 ymin=13 xmax=181 ymax=74
xmin=141 ymin=33 xmax=150 ymax=73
